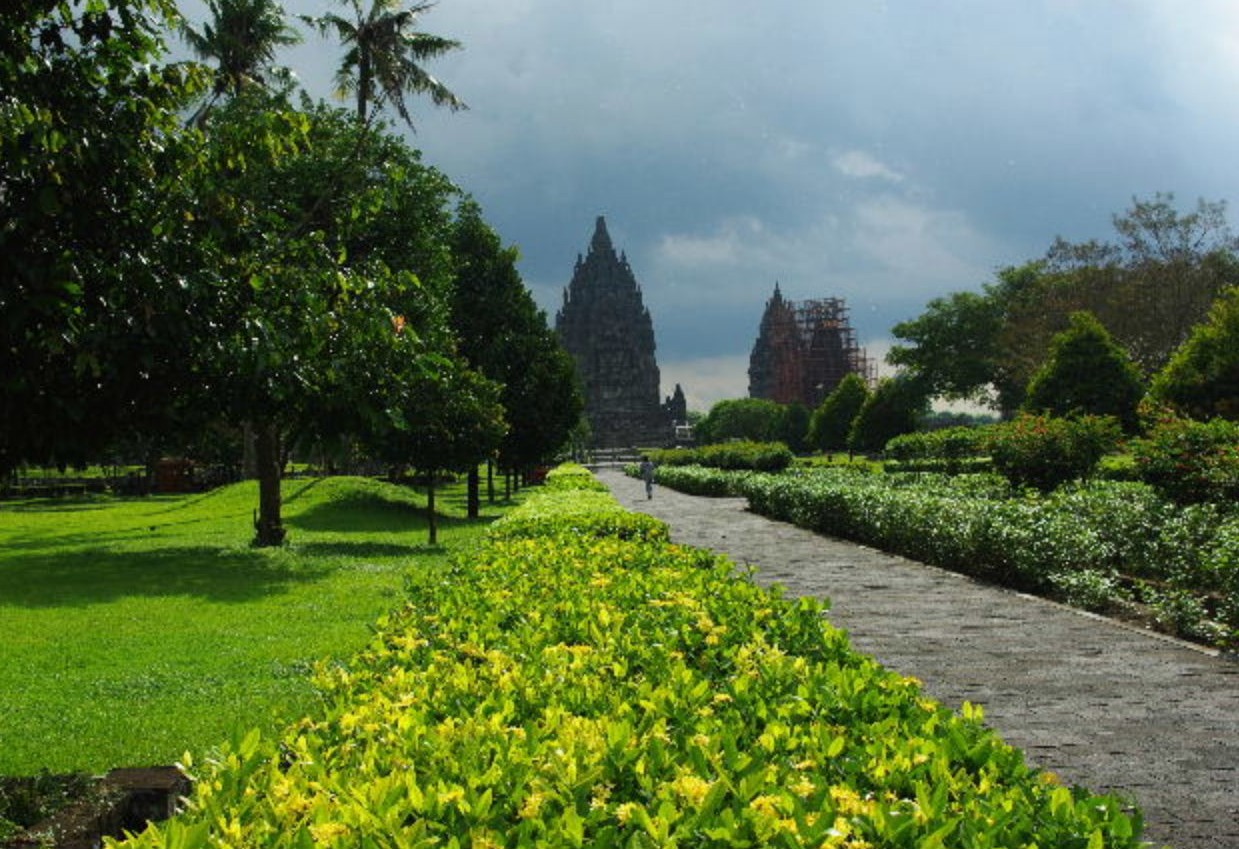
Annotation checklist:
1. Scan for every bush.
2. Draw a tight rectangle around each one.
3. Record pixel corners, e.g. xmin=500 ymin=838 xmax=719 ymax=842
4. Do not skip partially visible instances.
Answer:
xmin=884 ymin=426 xmax=988 ymax=473
xmin=113 ymin=465 xmax=1144 ymax=849
xmin=647 ymin=441 xmax=793 ymax=472
xmin=1129 ymin=411 xmax=1239 ymax=505
xmin=986 ymin=414 xmax=1121 ymax=492
xmin=648 ymin=468 xmax=1233 ymax=647
xmin=489 ymin=489 xmax=669 ymax=543
xmin=543 ymin=463 xmax=609 ymax=491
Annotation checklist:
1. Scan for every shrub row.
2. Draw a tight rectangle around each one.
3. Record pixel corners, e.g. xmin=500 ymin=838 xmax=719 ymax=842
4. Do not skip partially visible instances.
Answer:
xmin=647 ymin=441 xmax=793 ymax=472
xmin=542 ymin=463 xmax=610 ymax=492
xmin=657 ymin=466 xmax=1238 ymax=647
xmin=114 ymin=468 xmax=1143 ymax=849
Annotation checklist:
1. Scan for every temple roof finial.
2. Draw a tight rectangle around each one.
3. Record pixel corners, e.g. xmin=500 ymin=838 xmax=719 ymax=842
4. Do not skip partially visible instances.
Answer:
xmin=591 ymin=215 xmax=613 ymax=254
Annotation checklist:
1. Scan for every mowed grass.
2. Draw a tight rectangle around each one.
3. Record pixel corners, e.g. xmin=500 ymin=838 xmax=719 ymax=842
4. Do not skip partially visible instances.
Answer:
xmin=0 ymin=475 xmax=511 ymax=776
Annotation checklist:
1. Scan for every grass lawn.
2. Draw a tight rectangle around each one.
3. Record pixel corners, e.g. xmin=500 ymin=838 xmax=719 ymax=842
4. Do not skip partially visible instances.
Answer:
xmin=0 ymin=475 xmax=512 ymax=776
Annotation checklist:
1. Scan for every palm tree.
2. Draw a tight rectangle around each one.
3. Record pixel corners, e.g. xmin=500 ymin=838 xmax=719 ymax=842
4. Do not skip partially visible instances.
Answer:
xmin=181 ymin=0 xmax=301 ymax=100
xmin=301 ymin=0 xmax=466 ymax=129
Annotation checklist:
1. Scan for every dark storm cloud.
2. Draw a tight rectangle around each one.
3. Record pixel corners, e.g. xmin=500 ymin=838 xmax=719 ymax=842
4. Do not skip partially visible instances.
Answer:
xmin=181 ymin=0 xmax=1239 ymax=407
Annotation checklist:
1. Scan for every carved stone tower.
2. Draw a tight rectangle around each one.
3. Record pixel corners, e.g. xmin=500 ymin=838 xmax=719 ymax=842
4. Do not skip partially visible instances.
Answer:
xmin=749 ymin=284 xmax=873 ymax=408
xmin=555 ymin=217 xmax=671 ymax=448
xmin=748 ymin=283 xmax=805 ymax=404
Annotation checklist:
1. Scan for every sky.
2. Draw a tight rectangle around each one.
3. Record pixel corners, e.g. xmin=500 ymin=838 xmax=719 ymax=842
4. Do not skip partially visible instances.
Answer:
xmin=181 ymin=0 xmax=1239 ymax=411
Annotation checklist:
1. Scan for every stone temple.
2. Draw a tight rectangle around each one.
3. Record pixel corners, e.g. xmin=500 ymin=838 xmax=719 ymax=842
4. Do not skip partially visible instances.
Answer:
xmin=748 ymin=283 xmax=874 ymax=408
xmin=555 ymin=217 xmax=684 ymax=448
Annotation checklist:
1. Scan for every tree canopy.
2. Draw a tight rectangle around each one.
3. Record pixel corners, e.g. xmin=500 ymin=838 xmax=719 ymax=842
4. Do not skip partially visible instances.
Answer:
xmin=890 ymin=195 xmax=1239 ymax=416
xmin=1023 ymin=311 xmax=1145 ymax=432
xmin=1150 ymin=286 xmax=1239 ymax=421
xmin=302 ymin=0 xmax=466 ymax=128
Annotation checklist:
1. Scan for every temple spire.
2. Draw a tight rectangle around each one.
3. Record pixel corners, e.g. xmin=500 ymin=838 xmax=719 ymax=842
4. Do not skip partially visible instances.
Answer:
xmin=590 ymin=215 xmax=613 ymax=255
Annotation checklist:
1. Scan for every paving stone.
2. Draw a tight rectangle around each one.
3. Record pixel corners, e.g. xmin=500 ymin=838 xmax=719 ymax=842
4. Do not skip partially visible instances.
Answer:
xmin=597 ymin=467 xmax=1239 ymax=849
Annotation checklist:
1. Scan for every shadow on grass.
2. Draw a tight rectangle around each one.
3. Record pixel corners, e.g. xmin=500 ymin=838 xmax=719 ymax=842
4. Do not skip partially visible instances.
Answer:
xmin=288 ymin=491 xmax=499 ymax=535
xmin=293 ymin=541 xmax=430 ymax=559
xmin=0 ymin=546 xmax=331 ymax=608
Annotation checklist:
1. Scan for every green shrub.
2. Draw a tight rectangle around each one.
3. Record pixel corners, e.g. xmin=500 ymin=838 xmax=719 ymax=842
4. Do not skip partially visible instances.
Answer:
xmin=489 ymin=489 xmax=669 ymax=543
xmin=986 ymin=414 xmax=1121 ymax=492
xmin=114 ymin=469 xmax=1144 ymax=849
xmin=1129 ymin=412 xmax=1239 ymax=505
xmin=647 ymin=441 xmax=793 ymax=472
xmin=643 ymin=465 xmax=754 ymax=497
xmin=647 ymin=468 xmax=1234 ymax=647
xmin=543 ymin=463 xmax=609 ymax=491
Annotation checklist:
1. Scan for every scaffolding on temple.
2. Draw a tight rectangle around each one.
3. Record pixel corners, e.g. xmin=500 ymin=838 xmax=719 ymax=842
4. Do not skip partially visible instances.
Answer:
xmin=796 ymin=297 xmax=876 ymax=407
xmin=748 ymin=288 xmax=875 ymax=409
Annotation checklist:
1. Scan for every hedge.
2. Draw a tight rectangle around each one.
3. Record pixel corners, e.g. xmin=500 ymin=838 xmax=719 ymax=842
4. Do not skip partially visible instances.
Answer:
xmin=112 ymin=468 xmax=1143 ymax=849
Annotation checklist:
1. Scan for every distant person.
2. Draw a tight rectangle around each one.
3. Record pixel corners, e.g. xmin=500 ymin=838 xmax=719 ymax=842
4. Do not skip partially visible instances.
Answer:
xmin=639 ymin=456 xmax=656 ymax=499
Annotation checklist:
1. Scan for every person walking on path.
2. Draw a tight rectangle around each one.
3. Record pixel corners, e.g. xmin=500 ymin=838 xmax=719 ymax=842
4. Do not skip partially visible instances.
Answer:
xmin=639 ymin=456 xmax=656 ymax=499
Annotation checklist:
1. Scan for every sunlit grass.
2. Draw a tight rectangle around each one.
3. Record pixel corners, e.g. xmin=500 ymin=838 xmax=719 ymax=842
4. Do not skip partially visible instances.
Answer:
xmin=0 ymin=476 xmax=514 ymax=775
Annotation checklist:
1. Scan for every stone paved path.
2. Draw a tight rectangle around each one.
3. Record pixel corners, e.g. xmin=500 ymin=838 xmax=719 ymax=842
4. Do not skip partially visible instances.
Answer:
xmin=596 ymin=467 xmax=1239 ymax=849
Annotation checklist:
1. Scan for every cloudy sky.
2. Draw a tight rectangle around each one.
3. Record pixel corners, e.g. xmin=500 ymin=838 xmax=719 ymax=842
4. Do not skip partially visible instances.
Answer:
xmin=184 ymin=0 xmax=1239 ymax=410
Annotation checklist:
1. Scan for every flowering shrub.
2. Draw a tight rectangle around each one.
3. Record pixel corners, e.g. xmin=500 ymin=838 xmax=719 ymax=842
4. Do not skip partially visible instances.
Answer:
xmin=641 ymin=465 xmax=754 ymax=497
xmin=1129 ymin=412 xmax=1239 ymax=505
xmin=113 ymin=468 xmax=1143 ymax=849
xmin=985 ymin=414 xmax=1121 ymax=492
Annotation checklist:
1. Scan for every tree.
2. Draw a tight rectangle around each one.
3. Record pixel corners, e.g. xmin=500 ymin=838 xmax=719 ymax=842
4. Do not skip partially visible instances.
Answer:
xmin=808 ymin=373 xmax=869 ymax=452
xmin=695 ymin=399 xmax=787 ymax=444
xmin=1150 ymin=286 xmax=1239 ymax=421
xmin=180 ymin=0 xmax=300 ymax=102
xmin=370 ymin=356 xmax=505 ymax=544
xmin=447 ymin=200 xmax=581 ymax=515
xmin=848 ymin=376 xmax=930 ymax=454
xmin=302 ymin=0 xmax=465 ymax=128
xmin=1023 ymin=311 xmax=1145 ymax=432
xmin=0 ymin=0 xmax=207 ymax=478
xmin=779 ymin=403 xmax=811 ymax=454
xmin=889 ymin=195 xmax=1239 ymax=418
xmin=180 ymin=93 xmax=464 ymax=545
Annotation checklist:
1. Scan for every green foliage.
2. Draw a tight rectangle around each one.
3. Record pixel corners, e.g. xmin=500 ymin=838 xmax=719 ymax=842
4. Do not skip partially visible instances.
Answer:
xmin=848 ymin=376 xmax=930 ymax=453
xmin=1150 ymin=285 xmax=1239 ymax=421
xmin=489 ymin=490 xmax=670 ymax=543
xmin=647 ymin=441 xmax=793 ymax=472
xmin=543 ymin=463 xmax=608 ymax=491
xmin=694 ymin=398 xmax=788 ymax=445
xmin=0 ymin=476 xmax=502 ymax=775
xmin=890 ymin=196 xmax=1239 ymax=417
xmin=638 ymin=465 xmax=754 ymax=497
xmin=0 ymin=0 xmax=208 ymax=475
xmin=301 ymin=0 xmax=466 ymax=127
xmin=1023 ymin=311 xmax=1145 ymax=432
xmin=986 ymin=414 xmax=1121 ymax=492
xmin=717 ymin=469 xmax=1233 ymax=646
xmin=884 ymin=427 xmax=988 ymax=472
xmin=449 ymin=199 xmax=582 ymax=473
xmin=180 ymin=0 xmax=301 ymax=102
xmin=1129 ymin=410 xmax=1239 ymax=505
xmin=110 ymin=471 xmax=1144 ymax=849
xmin=889 ymin=289 xmax=1006 ymax=405
xmin=808 ymin=373 xmax=869 ymax=452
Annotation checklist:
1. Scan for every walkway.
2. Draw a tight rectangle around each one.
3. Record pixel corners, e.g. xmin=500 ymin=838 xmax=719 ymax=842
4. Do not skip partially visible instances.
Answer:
xmin=596 ymin=468 xmax=1239 ymax=849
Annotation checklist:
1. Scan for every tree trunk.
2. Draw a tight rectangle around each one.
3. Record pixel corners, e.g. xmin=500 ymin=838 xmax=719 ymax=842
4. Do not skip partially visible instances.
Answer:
xmin=241 ymin=421 xmax=258 ymax=479
xmin=505 ymin=470 xmax=512 ymax=500
xmin=467 ymin=466 xmax=480 ymax=519
xmin=253 ymin=421 xmax=286 ymax=547
xmin=427 ymin=472 xmax=438 ymax=545
xmin=486 ymin=459 xmax=495 ymax=504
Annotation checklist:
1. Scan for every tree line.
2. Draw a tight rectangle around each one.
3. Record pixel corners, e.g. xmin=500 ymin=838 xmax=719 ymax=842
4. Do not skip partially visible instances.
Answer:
xmin=693 ymin=193 xmax=1239 ymax=452
xmin=1 ymin=0 xmax=581 ymax=545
